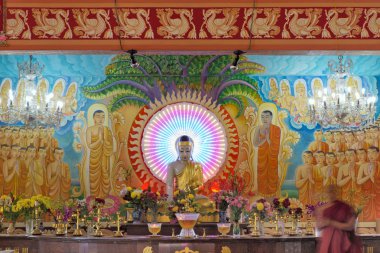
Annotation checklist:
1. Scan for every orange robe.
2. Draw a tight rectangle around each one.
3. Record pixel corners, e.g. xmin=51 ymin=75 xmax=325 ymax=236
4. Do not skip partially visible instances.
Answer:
xmin=360 ymin=163 xmax=378 ymax=221
xmin=312 ymin=165 xmax=324 ymax=204
xmin=257 ymin=124 xmax=281 ymax=197
xmin=308 ymin=141 xmax=329 ymax=154
xmin=89 ymin=127 xmax=113 ymax=198
xmin=48 ymin=162 xmax=71 ymax=201
xmin=295 ymin=165 xmax=313 ymax=206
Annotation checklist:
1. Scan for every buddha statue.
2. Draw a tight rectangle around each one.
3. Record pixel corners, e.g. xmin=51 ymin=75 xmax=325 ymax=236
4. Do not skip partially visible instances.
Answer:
xmin=166 ymin=135 xmax=203 ymax=201
xmin=166 ymin=135 xmax=216 ymax=220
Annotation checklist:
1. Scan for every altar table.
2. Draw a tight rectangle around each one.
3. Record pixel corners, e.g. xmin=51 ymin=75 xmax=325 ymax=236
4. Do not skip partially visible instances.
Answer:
xmin=0 ymin=234 xmax=378 ymax=253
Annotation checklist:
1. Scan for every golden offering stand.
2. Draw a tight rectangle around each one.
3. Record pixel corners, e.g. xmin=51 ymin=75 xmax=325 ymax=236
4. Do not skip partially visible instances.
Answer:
xmin=250 ymin=213 xmax=260 ymax=237
xmin=54 ymin=214 xmax=66 ymax=236
xmin=305 ymin=214 xmax=314 ymax=235
xmin=93 ymin=207 xmax=103 ymax=237
xmin=73 ymin=209 xmax=83 ymax=237
xmin=272 ymin=212 xmax=283 ymax=237
xmin=114 ymin=212 xmax=124 ymax=237
xmin=32 ymin=208 xmax=42 ymax=235
xmin=288 ymin=210 xmax=298 ymax=236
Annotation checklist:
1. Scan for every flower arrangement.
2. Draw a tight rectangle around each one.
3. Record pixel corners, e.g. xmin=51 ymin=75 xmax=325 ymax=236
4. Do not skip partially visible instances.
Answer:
xmin=121 ymin=186 xmax=143 ymax=210
xmin=171 ymin=189 xmax=199 ymax=214
xmin=14 ymin=195 xmax=52 ymax=220
xmin=272 ymin=197 xmax=290 ymax=216
xmin=211 ymin=190 xmax=232 ymax=212
xmin=288 ymin=198 xmax=303 ymax=217
xmin=0 ymin=193 xmax=21 ymax=223
xmin=305 ymin=201 xmax=326 ymax=215
xmin=141 ymin=188 xmax=168 ymax=222
xmin=226 ymin=195 xmax=249 ymax=222
xmin=250 ymin=198 xmax=273 ymax=221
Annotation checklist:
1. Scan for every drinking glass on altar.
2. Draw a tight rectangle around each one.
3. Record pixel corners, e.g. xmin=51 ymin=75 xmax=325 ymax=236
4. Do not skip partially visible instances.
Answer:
xmin=217 ymin=223 xmax=231 ymax=237
xmin=148 ymin=223 xmax=162 ymax=237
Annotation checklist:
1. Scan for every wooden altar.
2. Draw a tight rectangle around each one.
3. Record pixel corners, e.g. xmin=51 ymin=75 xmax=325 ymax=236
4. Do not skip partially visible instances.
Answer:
xmin=0 ymin=234 xmax=378 ymax=253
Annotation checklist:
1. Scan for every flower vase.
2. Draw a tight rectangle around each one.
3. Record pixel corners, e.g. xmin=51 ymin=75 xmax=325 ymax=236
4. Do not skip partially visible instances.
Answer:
xmin=232 ymin=220 xmax=241 ymax=238
xmin=219 ymin=210 xmax=227 ymax=223
xmin=25 ymin=219 xmax=34 ymax=235
xmin=7 ymin=222 xmax=16 ymax=234
xmin=132 ymin=208 xmax=142 ymax=224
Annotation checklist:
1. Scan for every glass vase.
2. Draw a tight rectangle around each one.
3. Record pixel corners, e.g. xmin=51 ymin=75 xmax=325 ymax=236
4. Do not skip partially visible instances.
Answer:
xmin=132 ymin=208 xmax=142 ymax=224
xmin=25 ymin=219 xmax=34 ymax=235
xmin=219 ymin=210 xmax=227 ymax=223
xmin=232 ymin=221 xmax=241 ymax=238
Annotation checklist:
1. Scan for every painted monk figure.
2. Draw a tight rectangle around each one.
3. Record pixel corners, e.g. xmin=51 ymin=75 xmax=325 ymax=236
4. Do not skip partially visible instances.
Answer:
xmin=253 ymin=110 xmax=281 ymax=196
xmin=25 ymin=146 xmax=43 ymax=197
xmin=357 ymin=146 xmax=379 ymax=221
xmin=2 ymin=145 xmax=21 ymax=195
xmin=86 ymin=110 xmax=113 ymax=198
xmin=295 ymin=151 xmax=314 ymax=205
xmin=47 ymin=148 xmax=71 ymax=201
xmin=312 ymin=151 xmax=325 ymax=203
xmin=322 ymin=152 xmax=338 ymax=187
xmin=337 ymin=149 xmax=358 ymax=202
xmin=308 ymin=130 xmax=329 ymax=154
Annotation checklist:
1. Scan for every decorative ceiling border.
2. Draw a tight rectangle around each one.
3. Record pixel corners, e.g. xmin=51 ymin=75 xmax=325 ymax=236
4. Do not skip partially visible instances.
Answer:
xmin=1 ymin=5 xmax=380 ymax=50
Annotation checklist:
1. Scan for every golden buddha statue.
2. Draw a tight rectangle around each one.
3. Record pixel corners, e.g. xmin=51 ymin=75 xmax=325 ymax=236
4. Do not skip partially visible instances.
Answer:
xmin=166 ymin=135 xmax=203 ymax=201
xmin=166 ymin=135 xmax=215 ymax=218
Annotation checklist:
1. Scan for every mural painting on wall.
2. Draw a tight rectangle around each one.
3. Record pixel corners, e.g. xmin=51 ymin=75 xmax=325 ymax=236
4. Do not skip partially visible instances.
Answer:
xmin=0 ymin=54 xmax=379 ymax=222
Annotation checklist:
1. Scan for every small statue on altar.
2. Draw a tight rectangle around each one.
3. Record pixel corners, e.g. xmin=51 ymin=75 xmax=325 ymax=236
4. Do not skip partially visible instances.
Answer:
xmin=166 ymin=135 xmax=203 ymax=201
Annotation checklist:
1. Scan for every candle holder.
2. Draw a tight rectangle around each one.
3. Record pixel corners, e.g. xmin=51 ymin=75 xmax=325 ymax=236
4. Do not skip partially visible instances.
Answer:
xmin=250 ymin=213 xmax=260 ymax=237
xmin=93 ymin=207 xmax=103 ymax=237
xmin=288 ymin=209 xmax=298 ymax=236
xmin=272 ymin=212 xmax=283 ymax=237
xmin=54 ymin=214 xmax=66 ymax=236
xmin=32 ymin=208 xmax=42 ymax=235
xmin=147 ymin=222 xmax=162 ymax=237
xmin=73 ymin=209 xmax=82 ymax=237
xmin=305 ymin=214 xmax=314 ymax=235
xmin=114 ymin=212 xmax=123 ymax=237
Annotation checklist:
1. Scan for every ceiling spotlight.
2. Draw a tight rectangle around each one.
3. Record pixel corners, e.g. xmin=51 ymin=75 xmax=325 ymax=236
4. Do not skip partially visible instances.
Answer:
xmin=230 ymin=50 xmax=246 ymax=71
xmin=127 ymin=49 xmax=139 ymax=68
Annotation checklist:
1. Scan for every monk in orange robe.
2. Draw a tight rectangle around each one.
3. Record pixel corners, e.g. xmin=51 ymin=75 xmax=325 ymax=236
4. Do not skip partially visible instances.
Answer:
xmin=295 ymin=151 xmax=314 ymax=205
xmin=312 ymin=151 xmax=325 ymax=204
xmin=47 ymin=148 xmax=71 ymax=201
xmin=86 ymin=110 xmax=113 ymax=198
xmin=253 ymin=110 xmax=281 ymax=197
xmin=308 ymin=130 xmax=329 ymax=154
xmin=357 ymin=146 xmax=379 ymax=221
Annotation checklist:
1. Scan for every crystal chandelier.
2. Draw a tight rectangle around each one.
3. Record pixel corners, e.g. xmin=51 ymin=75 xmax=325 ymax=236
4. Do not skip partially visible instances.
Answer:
xmin=0 ymin=55 xmax=64 ymax=128
xmin=308 ymin=55 xmax=377 ymax=128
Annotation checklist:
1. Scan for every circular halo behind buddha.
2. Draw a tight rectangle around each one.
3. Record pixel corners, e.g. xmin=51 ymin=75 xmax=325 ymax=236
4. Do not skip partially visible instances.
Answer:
xmin=141 ymin=102 xmax=228 ymax=183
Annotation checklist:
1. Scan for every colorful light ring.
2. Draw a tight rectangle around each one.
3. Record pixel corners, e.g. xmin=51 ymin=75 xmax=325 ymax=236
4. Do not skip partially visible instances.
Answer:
xmin=141 ymin=102 xmax=227 ymax=183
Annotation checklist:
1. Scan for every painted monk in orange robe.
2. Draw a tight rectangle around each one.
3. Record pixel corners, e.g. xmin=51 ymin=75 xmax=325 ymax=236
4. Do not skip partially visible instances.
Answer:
xmin=357 ymin=146 xmax=379 ymax=221
xmin=295 ymin=151 xmax=314 ymax=205
xmin=253 ymin=110 xmax=281 ymax=197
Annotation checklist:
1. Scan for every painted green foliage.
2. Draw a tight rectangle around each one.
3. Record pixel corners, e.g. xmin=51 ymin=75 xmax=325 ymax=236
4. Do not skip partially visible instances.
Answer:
xmin=82 ymin=54 xmax=265 ymax=116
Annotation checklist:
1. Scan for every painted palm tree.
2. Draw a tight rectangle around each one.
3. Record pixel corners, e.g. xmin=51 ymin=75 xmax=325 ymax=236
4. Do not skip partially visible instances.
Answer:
xmin=81 ymin=54 xmax=265 ymax=116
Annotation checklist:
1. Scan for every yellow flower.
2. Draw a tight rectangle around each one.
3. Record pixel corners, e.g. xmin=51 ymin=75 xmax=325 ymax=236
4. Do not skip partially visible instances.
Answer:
xmin=180 ymin=199 xmax=187 ymax=204
xmin=156 ymin=192 xmax=161 ymax=196
xmin=11 ymin=205 xmax=17 ymax=212
xmin=174 ymin=190 xmax=180 ymax=197
xmin=172 ymin=206 xmax=179 ymax=212
xmin=257 ymin=203 xmax=264 ymax=211
xmin=127 ymin=187 xmax=132 ymax=192
xmin=188 ymin=207 xmax=195 ymax=213
xmin=136 ymin=193 xmax=141 ymax=199
xmin=131 ymin=191 xmax=137 ymax=199
xmin=279 ymin=198 xmax=285 ymax=203
xmin=188 ymin=194 xmax=194 ymax=200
